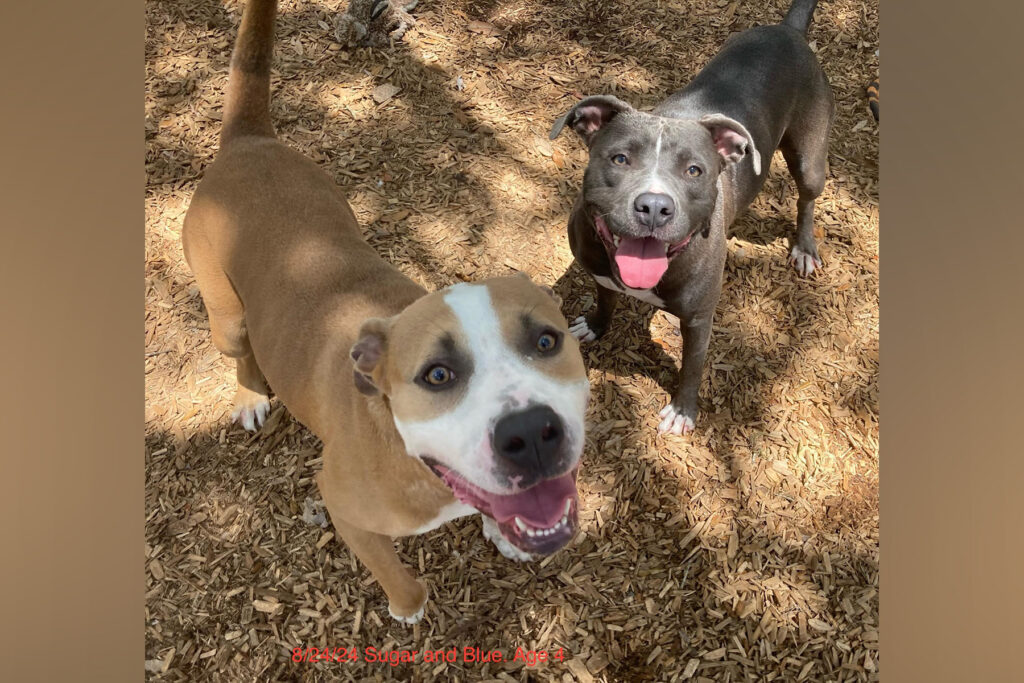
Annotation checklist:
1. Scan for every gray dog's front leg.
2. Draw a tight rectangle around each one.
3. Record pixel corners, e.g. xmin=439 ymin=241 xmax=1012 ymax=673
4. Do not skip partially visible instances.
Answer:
xmin=569 ymin=281 xmax=620 ymax=343
xmin=658 ymin=315 xmax=712 ymax=435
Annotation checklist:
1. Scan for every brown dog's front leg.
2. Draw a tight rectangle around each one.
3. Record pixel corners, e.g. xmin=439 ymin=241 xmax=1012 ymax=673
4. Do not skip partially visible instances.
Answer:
xmin=329 ymin=515 xmax=427 ymax=623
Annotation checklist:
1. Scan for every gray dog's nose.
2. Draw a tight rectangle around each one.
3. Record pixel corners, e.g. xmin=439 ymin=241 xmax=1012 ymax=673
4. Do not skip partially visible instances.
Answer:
xmin=493 ymin=405 xmax=565 ymax=473
xmin=634 ymin=192 xmax=675 ymax=229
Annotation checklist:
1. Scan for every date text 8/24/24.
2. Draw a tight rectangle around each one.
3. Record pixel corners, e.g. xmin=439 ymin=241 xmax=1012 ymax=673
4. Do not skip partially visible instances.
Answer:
xmin=292 ymin=646 xmax=565 ymax=667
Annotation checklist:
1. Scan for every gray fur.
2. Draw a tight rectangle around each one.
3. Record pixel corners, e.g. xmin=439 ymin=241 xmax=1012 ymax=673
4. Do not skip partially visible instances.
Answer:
xmin=552 ymin=0 xmax=834 ymax=433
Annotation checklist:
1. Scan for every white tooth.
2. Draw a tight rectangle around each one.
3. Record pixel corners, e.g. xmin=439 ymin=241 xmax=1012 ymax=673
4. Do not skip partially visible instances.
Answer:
xmin=561 ymin=515 xmax=568 ymax=525
xmin=563 ymin=500 xmax=572 ymax=515
xmin=514 ymin=517 xmax=527 ymax=532
xmin=527 ymin=529 xmax=536 ymax=537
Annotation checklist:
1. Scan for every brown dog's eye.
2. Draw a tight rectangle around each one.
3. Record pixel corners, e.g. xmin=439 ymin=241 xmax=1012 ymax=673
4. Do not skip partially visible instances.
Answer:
xmin=686 ymin=165 xmax=702 ymax=177
xmin=536 ymin=332 xmax=559 ymax=353
xmin=611 ymin=153 xmax=629 ymax=166
xmin=424 ymin=365 xmax=454 ymax=385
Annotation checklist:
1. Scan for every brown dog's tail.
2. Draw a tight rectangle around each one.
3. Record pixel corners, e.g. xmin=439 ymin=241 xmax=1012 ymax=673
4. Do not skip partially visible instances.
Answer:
xmin=221 ymin=0 xmax=278 ymax=144
xmin=781 ymin=0 xmax=819 ymax=36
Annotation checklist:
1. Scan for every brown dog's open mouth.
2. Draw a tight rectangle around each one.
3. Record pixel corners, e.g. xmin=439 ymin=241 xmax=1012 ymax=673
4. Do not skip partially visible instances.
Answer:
xmin=594 ymin=214 xmax=695 ymax=289
xmin=421 ymin=457 xmax=579 ymax=555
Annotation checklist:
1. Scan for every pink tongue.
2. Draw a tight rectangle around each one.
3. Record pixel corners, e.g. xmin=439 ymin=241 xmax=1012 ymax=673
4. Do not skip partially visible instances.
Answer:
xmin=615 ymin=237 xmax=669 ymax=289
xmin=487 ymin=473 xmax=577 ymax=527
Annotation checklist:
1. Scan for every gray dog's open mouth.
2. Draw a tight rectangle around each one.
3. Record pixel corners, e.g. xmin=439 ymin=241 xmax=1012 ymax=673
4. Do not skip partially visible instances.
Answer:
xmin=593 ymin=215 xmax=695 ymax=289
xmin=420 ymin=456 xmax=579 ymax=554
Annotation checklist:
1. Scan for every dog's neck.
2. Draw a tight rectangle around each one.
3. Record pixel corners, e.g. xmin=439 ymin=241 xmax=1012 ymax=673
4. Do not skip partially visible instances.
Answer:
xmin=364 ymin=392 xmax=411 ymax=455
xmin=714 ymin=171 xmax=736 ymax=234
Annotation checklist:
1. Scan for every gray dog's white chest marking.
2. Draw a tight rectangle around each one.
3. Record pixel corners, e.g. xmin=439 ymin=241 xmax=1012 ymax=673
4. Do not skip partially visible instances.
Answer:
xmin=593 ymin=275 xmax=666 ymax=308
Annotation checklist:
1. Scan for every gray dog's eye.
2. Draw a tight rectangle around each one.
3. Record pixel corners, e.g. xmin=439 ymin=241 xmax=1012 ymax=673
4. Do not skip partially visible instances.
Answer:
xmin=686 ymin=165 xmax=703 ymax=177
xmin=611 ymin=153 xmax=629 ymax=166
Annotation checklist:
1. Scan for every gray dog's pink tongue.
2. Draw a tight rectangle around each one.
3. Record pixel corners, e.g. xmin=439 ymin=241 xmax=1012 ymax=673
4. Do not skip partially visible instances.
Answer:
xmin=615 ymin=237 xmax=669 ymax=289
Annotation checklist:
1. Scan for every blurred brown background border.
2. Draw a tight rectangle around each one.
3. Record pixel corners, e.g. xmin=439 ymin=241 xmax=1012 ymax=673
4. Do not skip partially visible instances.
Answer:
xmin=1 ymin=0 xmax=1022 ymax=681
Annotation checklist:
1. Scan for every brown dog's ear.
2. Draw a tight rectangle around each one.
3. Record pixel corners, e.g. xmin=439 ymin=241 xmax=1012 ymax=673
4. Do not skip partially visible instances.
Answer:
xmin=699 ymin=113 xmax=762 ymax=175
xmin=513 ymin=271 xmax=564 ymax=307
xmin=538 ymin=284 xmax=563 ymax=307
xmin=550 ymin=95 xmax=634 ymax=146
xmin=350 ymin=317 xmax=392 ymax=396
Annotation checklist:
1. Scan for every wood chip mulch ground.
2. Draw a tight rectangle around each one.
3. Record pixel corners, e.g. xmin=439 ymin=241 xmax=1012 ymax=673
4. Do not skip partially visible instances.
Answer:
xmin=145 ymin=0 xmax=879 ymax=680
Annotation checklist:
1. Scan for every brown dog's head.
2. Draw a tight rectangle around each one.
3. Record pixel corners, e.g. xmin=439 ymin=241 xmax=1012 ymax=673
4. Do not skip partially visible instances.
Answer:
xmin=350 ymin=274 xmax=590 ymax=556
xmin=551 ymin=95 xmax=760 ymax=289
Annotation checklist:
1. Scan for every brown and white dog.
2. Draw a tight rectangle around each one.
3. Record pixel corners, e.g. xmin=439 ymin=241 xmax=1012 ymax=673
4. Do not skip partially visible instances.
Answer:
xmin=181 ymin=0 xmax=589 ymax=623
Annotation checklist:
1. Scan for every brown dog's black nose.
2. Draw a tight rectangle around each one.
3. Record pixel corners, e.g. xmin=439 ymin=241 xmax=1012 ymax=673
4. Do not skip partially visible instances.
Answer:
xmin=634 ymin=192 xmax=675 ymax=229
xmin=493 ymin=406 xmax=564 ymax=472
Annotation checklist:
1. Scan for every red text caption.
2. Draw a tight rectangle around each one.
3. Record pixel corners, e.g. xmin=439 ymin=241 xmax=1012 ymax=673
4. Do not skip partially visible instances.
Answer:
xmin=292 ymin=646 xmax=565 ymax=667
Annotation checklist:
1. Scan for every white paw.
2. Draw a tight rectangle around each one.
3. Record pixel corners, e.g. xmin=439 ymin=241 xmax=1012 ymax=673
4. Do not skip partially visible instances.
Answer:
xmin=658 ymin=403 xmax=695 ymax=436
xmin=482 ymin=516 xmax=533 ymax=562
xmin=568 ymin=316 xmax=597 ymax=343
xmin=231 ymin=393 xmax=271 ymax=432
xmin=789 ymin=245 xmax=822 ymax=277
xmin=388 ymin=603 xmax=425 ymax=625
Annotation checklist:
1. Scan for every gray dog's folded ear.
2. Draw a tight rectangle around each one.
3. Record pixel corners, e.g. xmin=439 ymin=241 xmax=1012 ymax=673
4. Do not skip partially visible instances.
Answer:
xmin=699 ymin=114 xmax=762 ymax=175
xmin=550 ymin=95 xmax=634 ymax=146
xmin=350 ymin=317 xmax=393 ymax=396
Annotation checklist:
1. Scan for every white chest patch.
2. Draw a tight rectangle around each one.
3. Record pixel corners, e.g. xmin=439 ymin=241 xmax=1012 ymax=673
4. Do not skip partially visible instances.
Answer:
xmin=411 ymin=500 xmax=478 ymax=535
xmin=594 ymin=275 xmax=666 ymax=308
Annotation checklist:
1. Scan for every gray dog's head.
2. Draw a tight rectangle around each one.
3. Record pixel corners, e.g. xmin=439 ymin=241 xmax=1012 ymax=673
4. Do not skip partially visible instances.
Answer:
xmin=551 ymin=96 xmax=760 ymax=289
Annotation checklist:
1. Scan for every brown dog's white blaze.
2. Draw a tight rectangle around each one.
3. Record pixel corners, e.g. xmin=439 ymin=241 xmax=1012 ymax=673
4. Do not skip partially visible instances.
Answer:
xmin=356 ymin=277 xmax=590 ymax=555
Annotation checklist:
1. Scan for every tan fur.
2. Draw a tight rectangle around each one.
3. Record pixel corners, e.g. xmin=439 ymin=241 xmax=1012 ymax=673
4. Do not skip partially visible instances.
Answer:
xmin=183 ymin=0 xmax=453 ymax=619
xmin=182 ymin=0 xmax=584 ymax=621
xmin=364 ymin=277 xmax=585 ymax=425
xmin=370 ymin=299 xmax=468 ymax=423
xmin=488 ymin=277 xmax=586 ymax=384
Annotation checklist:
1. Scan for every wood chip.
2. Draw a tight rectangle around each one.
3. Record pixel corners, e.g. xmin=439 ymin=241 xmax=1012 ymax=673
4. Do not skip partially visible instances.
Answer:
xmin=371 ymin=83 xmax=401 ymax=104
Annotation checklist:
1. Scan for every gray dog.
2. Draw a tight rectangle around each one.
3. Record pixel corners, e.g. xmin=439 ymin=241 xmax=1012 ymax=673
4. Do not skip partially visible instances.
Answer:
xmin=550 ymin=0 xmax=833 ymax=435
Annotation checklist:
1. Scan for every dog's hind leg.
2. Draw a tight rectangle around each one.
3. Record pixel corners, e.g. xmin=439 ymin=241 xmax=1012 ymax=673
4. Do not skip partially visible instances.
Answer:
xmin=780 ymin=98 xmax=832 ymax=277
xmin=183 ymin=232 xmax=270 ymax=431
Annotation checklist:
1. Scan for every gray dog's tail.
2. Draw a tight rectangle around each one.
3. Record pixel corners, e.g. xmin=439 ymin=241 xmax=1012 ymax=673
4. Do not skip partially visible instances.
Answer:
xmin=781 ymin=0 xmax=819 ymax=35
xmin=221 ymin=0 xmax=278 ymax=144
